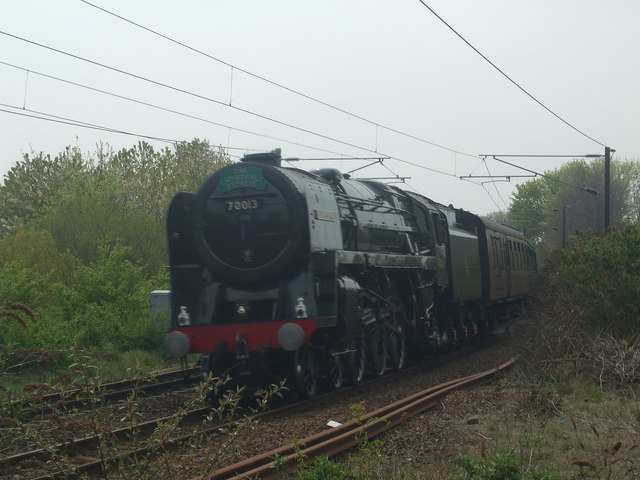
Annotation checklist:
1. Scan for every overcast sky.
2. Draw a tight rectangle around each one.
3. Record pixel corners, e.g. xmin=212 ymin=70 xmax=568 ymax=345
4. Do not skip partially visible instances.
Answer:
xmin=1 ymin=0 xmax=638 ymax=215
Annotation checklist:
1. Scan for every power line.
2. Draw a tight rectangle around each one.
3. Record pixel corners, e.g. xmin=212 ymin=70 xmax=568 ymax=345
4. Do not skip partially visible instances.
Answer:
xmin=0 ymin=36 xmax=465 ymax=182
xmin=0 ymin=104 xmax=178 ymax=143
xmin=415 ymin=0 xmax=607 ymax=148
xmin=80 ymin=0 xmax=479 ymax=160
xmin=481 ymin=158 xmax=508 ymax=211
xmin=489 ymin=155 xmax=600 ymax=194
xmin=0 ymin=34 xmax=499 ymax=201
xmin=0 ymin=60 xmax=360 ymax=159
xmin=2 ymin=102 xmax=375 ymax=163
xmin=0 ymin=70 xmax=464 ymax=187
xmin=0 ymin=30 xmax=380 ymax=156
xmin=478 ymin=183 xmax=503 ymax=213
xmin=3 ymin=103 xmax=311 ymax=159
xmin=1 ymin=66 xmax=464 ymax=186
xmin=390 ymin=156 xmax=460 ymax=179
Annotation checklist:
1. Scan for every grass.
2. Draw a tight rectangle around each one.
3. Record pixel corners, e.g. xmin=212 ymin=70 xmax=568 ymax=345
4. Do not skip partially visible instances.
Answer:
xmin=288 ymin=314 xmax=640 ymax=479
xmin=92 ymin=350 xmax=178 ymax=380
xmin=309 ymin=374 xmax=640 ymax=480
xmin=479 ymin=386 xmax=639 ymax=478
xmin=0 ymin=347 xmax=190 ymax=397
xmin=2 ymin=296 xmax=640 ymax=478
xmin=2 ymin=331 xmax=639 ymax=479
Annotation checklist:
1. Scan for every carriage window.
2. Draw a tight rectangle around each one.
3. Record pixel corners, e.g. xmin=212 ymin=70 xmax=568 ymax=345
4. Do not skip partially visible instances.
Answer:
xmin=491 ymin=236 xmax=497 ymax=268
xmin=519 ymin=244 xmax=524 ymax=271
xmin=518 ymin=244 xmax=522 ymax=271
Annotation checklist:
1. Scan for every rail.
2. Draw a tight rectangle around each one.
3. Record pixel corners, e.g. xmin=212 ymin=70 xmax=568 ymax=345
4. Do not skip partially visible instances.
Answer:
xmin=204 ymin=357 xmax=518 ymax=480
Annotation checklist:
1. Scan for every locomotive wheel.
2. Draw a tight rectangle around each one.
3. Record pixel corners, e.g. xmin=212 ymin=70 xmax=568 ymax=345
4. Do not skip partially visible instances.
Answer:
xmin=366 ymin=322 xmax=387 ymax=377
xmin=344 ymin=339 xmax=366 ymax=384
xmin=294 ymin=347 xmax=317 ymax=398
xmin=387 ymin=326 xmax=407 ymax=371
xmin=385 ymin=298 xmax=408 ymax=371
xmin=328 ymin=355 xmax=344 ymax=390
xmin=440 ymin=326 xmax=456 ymax=353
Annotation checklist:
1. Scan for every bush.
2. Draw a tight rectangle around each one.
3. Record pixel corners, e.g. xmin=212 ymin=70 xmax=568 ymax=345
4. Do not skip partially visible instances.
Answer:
xmin=292 ymin=456 xmax=361 ymax=480
xmin=66 ymin=241 xmax=168 ymax=351
xmin=0 ymin=239 xmax=168 ymax=353
xmin=0 ymin=262 xmax=54 ymax=348
xmin=537 ymin=223 xmax=640 ymax=337
xmin=455 ymin=450 xmax=559 ymax=480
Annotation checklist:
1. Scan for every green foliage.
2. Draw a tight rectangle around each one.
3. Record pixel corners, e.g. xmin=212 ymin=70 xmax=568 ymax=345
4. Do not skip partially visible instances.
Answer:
xmin=37 ymin=167 xmax=166 ymax=273
xmin=293 ymin=456 xmax=361 ymax=480
xmin=0 ymin=146 xmax=86 ymax=236
xmin=0 ymin=261 xmax=53 ymax=312
xmin=1 ymin=139 xmax=230 ymax=270
xmin=65 ymin=241 xmax=169 ymax=350
xmin=504 ymin=158 xmax=640 ymax=262
xmin=0 ymin=138 xmax=229 ymax=356
xmin=0 ymin=263 xmax=57 ymax=349
xmin=455 ymin=449 xmax=559 ymax=480
xmin=105 ymin=138 xmax=231 ymax=223
xmin=538 ymin=223 xmax=640 ymax=337
xmin=0 ymin=228 xmax=75 ymax=286
xmin=0 ymin=240 xmax=168 ymax=352
xmin=509 ymin=179 xmax=554 ymax=244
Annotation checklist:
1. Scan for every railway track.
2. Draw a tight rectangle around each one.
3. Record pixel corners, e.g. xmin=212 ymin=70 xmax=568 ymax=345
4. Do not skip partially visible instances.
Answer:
xmin=9 ymin=365 xmax=201 ymax=418
xmin=1 ymin=343 xmax=501 ymax=479
xmin=2 ymin=380 xmax=294 ymax=479
xmin=205 ymin=356 xmax=518 ymax=480
xmin=0 ymin=366 xmax=201 ymax=477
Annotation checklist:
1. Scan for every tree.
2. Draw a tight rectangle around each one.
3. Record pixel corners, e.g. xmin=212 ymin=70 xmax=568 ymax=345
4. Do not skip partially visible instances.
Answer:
xmin=0 ymin=146 xmax=86 ymax=237
xmin=0 ymin=138 xmax=231 ymax=352
xmin=106 ymin=138 xmax=231 ymax=222
xmin=507 ymin=158 xmax=640 ymax=261
xmin=0 ymin=229 xmax=75 ymax=287
xmin=538 ymin=223 xmax=640 ymax=337
xmin=509 ymin=179 xmax=554 ymax=244
xmin=0 ymin=139 xmax=231 ymax=237
xmin=1 ymin=139 xmax=231 ymax=273
xmin=37 ymin=169 xmax=166 ymax=273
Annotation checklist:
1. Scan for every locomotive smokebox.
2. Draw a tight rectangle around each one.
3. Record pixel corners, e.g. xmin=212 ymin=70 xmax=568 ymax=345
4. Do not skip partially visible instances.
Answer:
xmin=242 ymin=148 xmax=282 ymax=167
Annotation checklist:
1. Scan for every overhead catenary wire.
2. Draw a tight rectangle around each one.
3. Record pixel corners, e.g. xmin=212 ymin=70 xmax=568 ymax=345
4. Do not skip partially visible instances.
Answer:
xmin=0 ymin=24 xmax=508 ymax=207
xmin=0 ymin=70 xmax=463 ymax=186
xmin=0 ymin=60 xmax=362 ymax=160
xmin=481 ymin=158 xmax=509 ymax=211
xmin=478 ymin=183 xmax=503 ymax=213
xmin=0 ymin=3 xmax=619 ymax=218
xmin=2 ymin=103 xmax=318 ymax=161
xmin=1 ymin=70 xmax=464 ymax=187
xmin=415 ymin=0 xmax=607 ymax=149
xmin=0 ymin=30 xmax=385 ymax=157
xmin=1 ymin=105 xmax=178 ymax=144
xmin=2 ymin=102 xmax=368 ymax=160
xmin=0 ymin=34 xmax=466 ymax=183
xmin=490 ymin=156 xmax=600 ymax=194
xmin=5 ymin=3 xmax=560 ymax=195
xmin=79 ymin=0 xmax=479 ymax=160
xmin=0 ymin=58 xmax=461 ymax=181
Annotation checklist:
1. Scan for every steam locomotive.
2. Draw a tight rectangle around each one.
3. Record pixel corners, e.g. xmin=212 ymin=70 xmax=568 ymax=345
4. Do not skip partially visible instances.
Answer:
xmin=164 ymin=149 xmax=537 ymax=396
